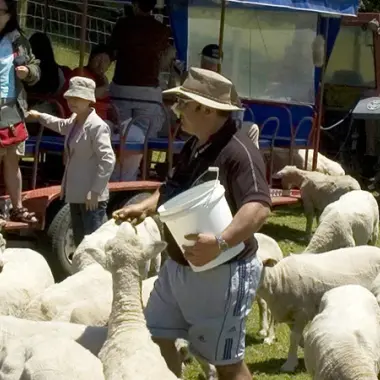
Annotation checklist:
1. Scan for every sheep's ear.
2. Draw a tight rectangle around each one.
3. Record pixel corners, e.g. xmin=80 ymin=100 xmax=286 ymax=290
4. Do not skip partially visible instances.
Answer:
xmin=145 ymin=241 xmax=167 ymax=260
xmin=262 ymin=258 xmax=277 ymax=267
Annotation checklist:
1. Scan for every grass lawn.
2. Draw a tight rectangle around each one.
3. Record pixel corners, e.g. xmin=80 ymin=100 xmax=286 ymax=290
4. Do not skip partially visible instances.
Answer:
xmin=184 ymin=205 xmax=314 ymax=380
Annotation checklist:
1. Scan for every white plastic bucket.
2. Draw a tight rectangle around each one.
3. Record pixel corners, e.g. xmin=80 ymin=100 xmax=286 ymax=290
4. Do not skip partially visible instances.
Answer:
xmin=158 ymin=179 xmax=244 ymax=272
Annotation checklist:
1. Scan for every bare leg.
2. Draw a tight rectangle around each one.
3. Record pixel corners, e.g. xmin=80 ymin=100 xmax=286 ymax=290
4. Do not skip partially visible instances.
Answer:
xmin=257 ymin=297 xmax=269 ymax=338
xmin=216 ymin=361 xmax=252 ymax=380
xmin=153 ymin=337 xmax=182 ymax=378
xmin=3 ymin=150 xmax=22 ymax=209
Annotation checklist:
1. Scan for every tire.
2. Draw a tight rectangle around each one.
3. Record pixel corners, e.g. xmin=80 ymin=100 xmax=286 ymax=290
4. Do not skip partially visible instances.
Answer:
xmin=47 ymin=204 xmax=76 ymax=280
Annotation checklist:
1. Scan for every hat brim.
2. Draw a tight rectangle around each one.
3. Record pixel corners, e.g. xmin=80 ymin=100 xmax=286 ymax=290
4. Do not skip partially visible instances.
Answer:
xmin=64 ymin=89 xmax=96 ymax=103
xmin=163 ymin=86 xmax=243 ymax=112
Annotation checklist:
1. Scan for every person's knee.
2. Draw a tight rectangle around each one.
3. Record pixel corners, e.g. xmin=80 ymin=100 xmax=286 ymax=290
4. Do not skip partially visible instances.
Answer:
xmin=3 ymin=150 xmax=19 ymax=168
xmin=153 ymin=337 xmax=177 ymax=350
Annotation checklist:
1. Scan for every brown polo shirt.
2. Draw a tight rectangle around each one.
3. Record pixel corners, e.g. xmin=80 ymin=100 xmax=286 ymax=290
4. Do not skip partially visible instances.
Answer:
xmin=157 ymin=119 xmax=272 ymax=266
xmin=107 ymin=15 xmax=171 ymax=87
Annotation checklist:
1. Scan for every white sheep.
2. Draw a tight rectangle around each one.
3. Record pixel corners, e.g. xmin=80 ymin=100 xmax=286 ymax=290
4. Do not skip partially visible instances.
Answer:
xmin=304 ymin=285 xmax=380 ymax=380
xmin=24 ymin=263 xmax=112 ymax=324
xmin=0 ymin=334 xmax=104 ymax=380
xmin=273 ymin=147 xmax=345 ymax=176
xmin=98 ymin=221 xmax=178 ymax=379
xmin=304 ymin=190 xmax=379 ymax=253
xmin=274 ymin=165 xmax=360 ymax=238
xmin=72 ymin=217 xmax=162 ymax=279
xmin=255 ymin=233 xmax=283 ymax=344
xmin=0 ymin=248 xmax=54 ymax=317
xmin=0 ymin=315 xmax=107 ymax=356
xmin=369 ymin=272 xmax=380 ymax=306
xmin=258 ymin=245 xmax=380 ymax=373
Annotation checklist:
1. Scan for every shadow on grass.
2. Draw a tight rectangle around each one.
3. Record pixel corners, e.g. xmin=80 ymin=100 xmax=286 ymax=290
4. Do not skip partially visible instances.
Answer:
xmin=260 ymin=223 xmax=306 ymax=244
xmin=245 ymin=333 xmax=265 ymax=346
xmin=249 ymin=358 xmax=306 ymax=375
xmin=272 ymin=204 xmax=304 ymax=217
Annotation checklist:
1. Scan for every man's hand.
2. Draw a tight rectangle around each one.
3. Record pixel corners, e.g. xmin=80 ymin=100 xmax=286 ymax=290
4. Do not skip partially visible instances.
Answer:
xmin=112 ymin=203 xmax=147 ymax=226
xmin=27 ymin=110 xmax=41 ymax=121
xmin=15 ymin=66 xmax=30 ymax=80
xmin=85 ymin=191 xmax=99 ymax=211
xmin=182 ymin=233 xmax=220 ymax=267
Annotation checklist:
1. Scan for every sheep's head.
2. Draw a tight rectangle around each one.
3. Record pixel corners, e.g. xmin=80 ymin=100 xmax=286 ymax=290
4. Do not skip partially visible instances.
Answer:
xmin=105 ymin=221 xmax=167 ymax=272
xmin=272 ymin=165 xmax=300 ymax=189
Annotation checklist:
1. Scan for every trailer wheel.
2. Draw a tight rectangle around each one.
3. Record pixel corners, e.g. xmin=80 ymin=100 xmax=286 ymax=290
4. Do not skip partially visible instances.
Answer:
xmin=47 ymin=204 xmax=76 ymax=278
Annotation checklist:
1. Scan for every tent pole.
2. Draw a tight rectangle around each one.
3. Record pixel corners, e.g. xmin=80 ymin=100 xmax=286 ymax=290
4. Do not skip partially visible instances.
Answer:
xmin=79 ymin=0 xmax=89 ymax=74
xmin=217 ymin=0 xmax=227 ymax=74
xmin=312 ymin=17 xmax=329 ymax=171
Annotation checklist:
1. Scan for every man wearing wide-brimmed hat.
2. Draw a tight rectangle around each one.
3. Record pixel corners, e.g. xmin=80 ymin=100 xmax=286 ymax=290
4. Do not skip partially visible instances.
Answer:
xmin=113 ymin=68 xmax=271 ymax=379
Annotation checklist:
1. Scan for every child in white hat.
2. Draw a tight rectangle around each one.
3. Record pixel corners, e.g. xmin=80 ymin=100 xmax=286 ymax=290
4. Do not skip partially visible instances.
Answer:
xmin=28 ymin=76 xmax=116 ymax=247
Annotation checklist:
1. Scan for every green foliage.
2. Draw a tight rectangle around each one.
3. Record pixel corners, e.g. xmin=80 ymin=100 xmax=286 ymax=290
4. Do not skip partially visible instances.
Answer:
xmin=360 ymin=0 xmax=380 ymax=12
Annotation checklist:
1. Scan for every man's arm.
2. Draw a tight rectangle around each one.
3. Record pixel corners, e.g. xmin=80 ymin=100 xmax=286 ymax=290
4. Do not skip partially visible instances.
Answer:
xmin=221 ymin=202 xmax=270 ymax=247
xmin=221 ymin=141 xmax=272 ymax=246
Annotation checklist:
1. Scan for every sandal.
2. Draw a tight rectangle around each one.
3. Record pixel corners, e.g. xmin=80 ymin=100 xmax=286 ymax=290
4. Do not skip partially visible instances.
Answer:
xmin=10 ymin=207 xmax=38 ymax=224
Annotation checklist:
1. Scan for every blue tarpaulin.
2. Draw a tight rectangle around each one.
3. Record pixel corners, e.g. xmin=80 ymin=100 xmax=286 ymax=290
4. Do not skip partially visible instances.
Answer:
xmin=223 ymin=0 xmax=359 ymax=16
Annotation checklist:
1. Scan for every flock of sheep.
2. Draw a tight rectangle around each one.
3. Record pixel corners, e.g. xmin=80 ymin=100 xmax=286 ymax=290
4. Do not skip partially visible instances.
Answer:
xmin=0 ymin=143 xmax=380 ymax=379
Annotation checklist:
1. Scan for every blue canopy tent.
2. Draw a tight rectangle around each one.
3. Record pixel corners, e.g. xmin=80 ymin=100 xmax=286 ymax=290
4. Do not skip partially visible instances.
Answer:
xmin=167 ymin=0 xmax=359 ymax=169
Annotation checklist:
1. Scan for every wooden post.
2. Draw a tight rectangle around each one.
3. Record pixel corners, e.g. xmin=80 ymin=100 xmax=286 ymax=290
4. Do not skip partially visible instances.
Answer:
xmin=43 ymin=0 xmax=49 ymax=33
xmin=17 ymin=0 xmax=28 ymax=29
xmin=79 ymin=0 xmax=89 ymax=74
xmin=217 ymin=0 xmax=226 ymax=74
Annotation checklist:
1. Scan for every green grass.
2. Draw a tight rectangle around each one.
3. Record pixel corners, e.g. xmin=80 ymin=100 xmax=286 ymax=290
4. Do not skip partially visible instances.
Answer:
xmin=183 ymin=205 xmax=318 ymax=380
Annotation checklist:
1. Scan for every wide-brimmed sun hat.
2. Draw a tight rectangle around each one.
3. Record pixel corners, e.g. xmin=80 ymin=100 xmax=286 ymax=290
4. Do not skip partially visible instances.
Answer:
xmin=64 ymin=76 xmax=96 ymax=103
xmin=163 ymin=67 xmax=243 ymax=112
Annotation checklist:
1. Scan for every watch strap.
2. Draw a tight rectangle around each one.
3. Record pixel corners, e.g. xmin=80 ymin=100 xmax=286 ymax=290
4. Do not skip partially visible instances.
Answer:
xmin=215 ymin=235 xmax=229 ymax=252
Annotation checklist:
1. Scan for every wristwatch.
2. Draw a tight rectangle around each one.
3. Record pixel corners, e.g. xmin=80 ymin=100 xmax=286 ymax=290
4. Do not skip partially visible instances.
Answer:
xmin=215 ymin=235 xmax=229 ymax=252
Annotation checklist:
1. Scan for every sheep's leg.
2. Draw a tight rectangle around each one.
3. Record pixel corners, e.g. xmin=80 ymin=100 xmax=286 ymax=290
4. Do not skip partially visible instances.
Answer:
xmin=302 ymin=198 xmax=314 ymax=240
xmin=257 ymin=296 xmax=269 ymax=338
xmin=263 ymin=310 xmax=276 ymax=345
xmin=280 ymin=325 xmax=304 ymax=372
xmin=196 ymin=356 xmax=218 ymax=380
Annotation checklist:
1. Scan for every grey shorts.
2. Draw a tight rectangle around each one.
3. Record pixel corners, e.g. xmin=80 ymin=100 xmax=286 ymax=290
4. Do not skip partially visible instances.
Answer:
xmin=144 ymin=255 xmax=262 ymax=366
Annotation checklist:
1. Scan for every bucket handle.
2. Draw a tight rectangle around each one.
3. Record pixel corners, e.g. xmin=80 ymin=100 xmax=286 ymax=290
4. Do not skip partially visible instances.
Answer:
xmin=191 ymin=166 xmax=220 ymax=209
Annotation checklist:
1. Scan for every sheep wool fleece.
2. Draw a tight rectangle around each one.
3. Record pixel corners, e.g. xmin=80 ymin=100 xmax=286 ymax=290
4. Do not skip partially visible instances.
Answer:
xmin=258 ymin=246 xmax=380 ymax=327
xmin=0 ymin=249 xmax=54 ymax=317
xmin=0 ymin=316 xmax=107 ymax=356
xmin=304 ymin=285 xmax=380 ymax=380
xmin=0 ymin=334 xmax=105 ymax=380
